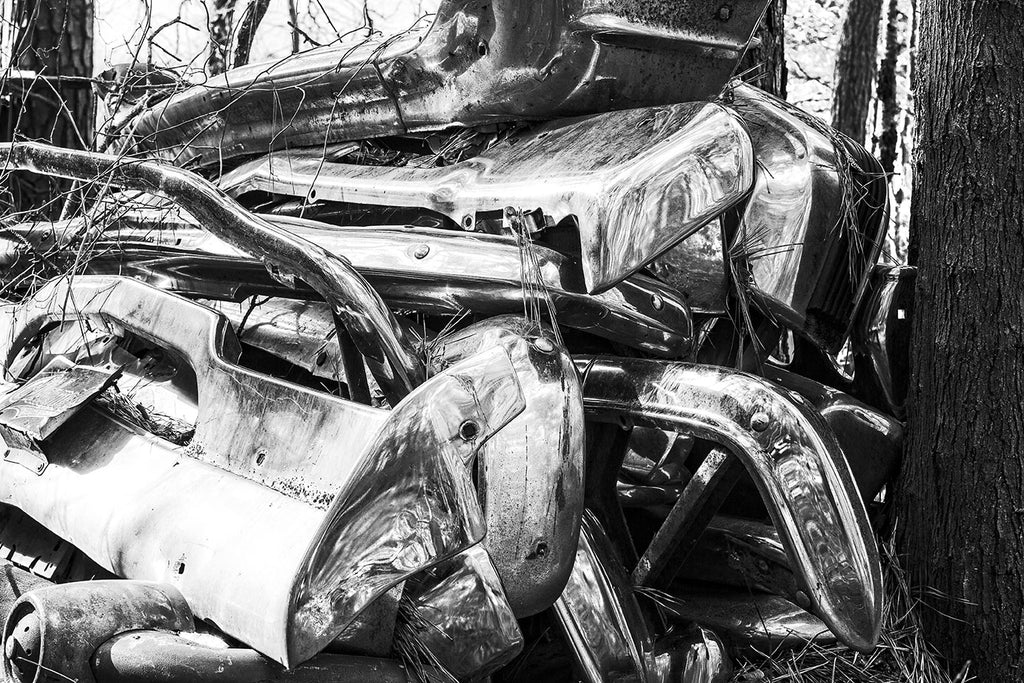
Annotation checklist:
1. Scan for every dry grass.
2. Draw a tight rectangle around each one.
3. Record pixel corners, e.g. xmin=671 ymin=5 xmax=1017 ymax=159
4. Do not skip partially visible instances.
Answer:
xmin=732 ymin=539 xmax=964 ymax=683
xmin=94 ymin=386 xmax=195 ymax=446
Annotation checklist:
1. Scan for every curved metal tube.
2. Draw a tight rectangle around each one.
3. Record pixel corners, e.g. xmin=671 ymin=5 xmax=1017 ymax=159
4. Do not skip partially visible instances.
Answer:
xmin=5 ymin=214 xmax=695 ymax=356
xmin=764 ymin=365 xmax=903 ymax=503
xmin=92 ymin=631 xmax=412 ymax=683
xmin=4 ymin=581 xmax=194 ymax=683
xmin=129 ymin=0 xmax=770 ymax=169
xmin=574 ymin=356 xmax=882 ymax=653
xmin=0 ymin=142 xmax=423 ymax=403
xmin=431 ymin=315 xmax=585 ymax=617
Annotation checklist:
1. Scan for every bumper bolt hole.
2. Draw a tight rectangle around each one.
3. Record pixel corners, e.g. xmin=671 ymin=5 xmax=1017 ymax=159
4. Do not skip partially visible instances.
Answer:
xmin=459 ymin=420 xmax=480 ymax=441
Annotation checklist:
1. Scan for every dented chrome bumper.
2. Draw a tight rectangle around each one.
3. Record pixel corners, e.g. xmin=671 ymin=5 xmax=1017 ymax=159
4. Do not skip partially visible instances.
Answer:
xmin=0 ymin=64 xmax=894 ymax=679
xmin=575 ymin=356 xmax=883 ymax=652
xmin=0 ymin=276 xmax=524 ymax=667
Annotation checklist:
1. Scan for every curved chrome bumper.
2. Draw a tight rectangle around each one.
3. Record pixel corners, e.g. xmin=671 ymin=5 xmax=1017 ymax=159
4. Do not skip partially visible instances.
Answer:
xmin=0 ymin=276 xmax=525 ymax=667
xmin=574 ymin=356 xmax=882 ymax=652
xmin=430 ymin=315 xmax=585 ymax=617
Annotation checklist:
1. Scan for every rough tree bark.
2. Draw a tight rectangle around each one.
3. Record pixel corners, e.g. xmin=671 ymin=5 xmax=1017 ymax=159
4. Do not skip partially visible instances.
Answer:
xmin=738 ymin=0 xmax=787 ymax=98
xmin=898 ymin=0 xmax=1024 ymax=679
xmin=7 ymin=0 xmax=93 ymax=212
xmin=875 ymin=0 xmax=900 ymax=175
xmin=831 ymin=0 xmax=884 ymax=144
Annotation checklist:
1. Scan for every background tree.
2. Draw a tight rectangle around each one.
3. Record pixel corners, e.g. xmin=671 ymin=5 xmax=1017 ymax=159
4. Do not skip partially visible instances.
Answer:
xmin=738 ymin=0 xmax=787 ymax=98
xmin=875 ymin=0 xmax=901 ymax=175
xmin=831 ymin=0 xmax=884 ymax=143
xmin=5 ymin=0 xmax=93 ymax=213
xmin=208 ymin=0 xmax=270 ymax=75
xmin=898 ymin=0 xmax=1024 ymax=679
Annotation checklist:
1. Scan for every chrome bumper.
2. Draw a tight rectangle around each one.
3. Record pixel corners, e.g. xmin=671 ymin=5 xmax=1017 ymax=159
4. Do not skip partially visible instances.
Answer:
xmin=3 ymin=213 xmax=695 ymax=357
xmin=0 ymin=276 xmax=524 ymax=667
xmin=574 ymin=355 xmax=883 ymax=652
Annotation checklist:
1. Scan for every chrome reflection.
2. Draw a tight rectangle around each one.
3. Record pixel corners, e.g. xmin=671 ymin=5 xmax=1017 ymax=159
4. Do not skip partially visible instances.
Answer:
xmin=129 ymin=0 xmax=770 ymax=169
xmin=0 ymin=142 xmax=424 ymax=404
xmin=287 ymin=346 xmax=524 ymax=664
xmin=430 ymin=315 xmax=585 ymax=617
xmin=400 ymin=546 xmax=523 ymax=680
xmin=553 ymin=510 xmax=654 ymax=683
xmin=724 ymin=83 xmax=888 ymax=352
xmin=5 ymin=213 xmax=695 ymax=357
xmin=765 ymin=365 xmax=903 ymax=503
xmin=650 ymin=626 xmax=732 ymax=683
xmin=852 ymin=264 xmax=915 ymax=418
xmin=553 ymin=510 xmax=733 ymax=682
xmin=220 ymin=103 xmax=754 ymax=294
xmin=574 ymin=356 xmax=882 ymax=653
xmin=0 ymin=276 xmax=525 ymax=667
xmin=649 ymin=586 xmax=836 ymax=653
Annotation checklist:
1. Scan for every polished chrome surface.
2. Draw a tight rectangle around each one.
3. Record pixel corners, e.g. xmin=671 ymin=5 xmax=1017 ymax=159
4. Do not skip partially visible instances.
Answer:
xmin=852 ymin=264 xmax=915 ymax=418
xmin=649 ymin=221 xmax=730 ymax=315
xmin=724 ymin=83 xmax=888 ymax=352
xmin=574 ymin=355 xmax=882 ymax=653
xmin=430 ymin=315 xmax=585 ymax=617
xmin=129 ymin=0 xmax=770 ymax=169
xmin=651 ymin=586 xmax=837 ymax=652
xmin=10 ymin=212 xmax=695 ymax=357
xmin=765 ymin=364 xmax=903 ymax=503
xmin=553 ymin=510 xmax=733 ymax=682
xmin=650 ymin=626 xmax=732 ymax=683
xmin=220 ymin=103 xmax=753 ymax=295
xmin=0 ymin=142 xmax=424 ymax=403
xmin=288 ymin=346 xmax=524 ymax=665
xmin=0 ymin=276 xmax=525 ymax=667
xmin=553 ymin=510 xmax=654 ymax=683
xmin=401 ymin=546 xmax=522 ymax=680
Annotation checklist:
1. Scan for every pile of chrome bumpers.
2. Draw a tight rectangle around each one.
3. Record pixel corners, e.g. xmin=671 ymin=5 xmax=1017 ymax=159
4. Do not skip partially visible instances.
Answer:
xmin=0 ymin=6 xmax=905 ymax=677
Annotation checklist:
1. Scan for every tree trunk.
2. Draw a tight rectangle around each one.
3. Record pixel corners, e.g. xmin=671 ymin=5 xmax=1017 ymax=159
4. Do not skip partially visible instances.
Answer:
xmin=898 ymin=0 xmax=1024 ymax=679
xmin=738 ymin=0 xmax=787 ymax=98
xmin=875 ymin=0 xmax=900 ymax=175
xmin=208 ymin=0 xmax=234 ymax=76
xmin=831 ymin=0 xmax=884 ymax=144
xmin=208 ymin=0 xmax=269 ymax=75
xmin=7 ymin=0 xmax=93 ymax=213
